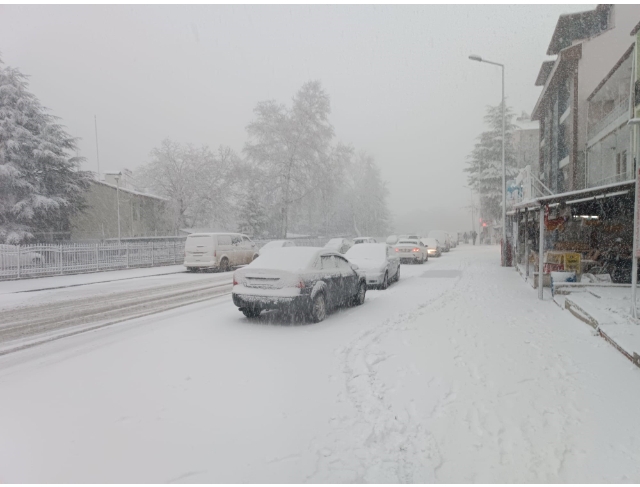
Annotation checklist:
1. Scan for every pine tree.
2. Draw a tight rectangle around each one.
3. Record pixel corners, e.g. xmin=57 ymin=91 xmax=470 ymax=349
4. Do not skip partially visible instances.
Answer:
xmin=0 ymin=59 xmax=91 ymax=243
xmin=464 ymin=102 xmax=518 ymax=223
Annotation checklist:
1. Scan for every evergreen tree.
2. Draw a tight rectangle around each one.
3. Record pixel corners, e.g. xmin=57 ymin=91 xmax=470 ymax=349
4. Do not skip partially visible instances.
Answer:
xmin=0 ymin=59 xmax=91 ymax=243
xmin=464 ymin=102 xmax=518 ymax=223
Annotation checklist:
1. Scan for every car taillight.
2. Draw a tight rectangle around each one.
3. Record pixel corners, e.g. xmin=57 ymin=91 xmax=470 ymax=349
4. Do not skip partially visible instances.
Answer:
xmin=412 ymin=248 xmax=420 ymax=252
xmin=394 ymin=248 xmax=399 ymax=252
xmin=297 ymin=280 xmax=305 ymax=289
xmin=214 ymin=250 xmax=217 ymax=257
xmin=233 ymin=274 xmax=238 ymax=286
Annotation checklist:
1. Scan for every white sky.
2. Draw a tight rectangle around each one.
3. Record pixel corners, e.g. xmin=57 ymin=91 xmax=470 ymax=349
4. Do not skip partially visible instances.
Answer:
xmin=0 ymin=4 xmax=592 ymax=233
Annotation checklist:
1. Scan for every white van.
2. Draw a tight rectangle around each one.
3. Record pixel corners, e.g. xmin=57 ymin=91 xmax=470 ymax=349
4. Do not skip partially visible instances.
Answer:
xmin=184 ymin=233 xmax=258 ymax=272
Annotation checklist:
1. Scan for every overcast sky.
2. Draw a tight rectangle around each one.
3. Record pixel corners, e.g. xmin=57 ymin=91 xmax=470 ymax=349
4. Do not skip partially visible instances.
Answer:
xmin=0 ymin=4 xmax=592 ymax=233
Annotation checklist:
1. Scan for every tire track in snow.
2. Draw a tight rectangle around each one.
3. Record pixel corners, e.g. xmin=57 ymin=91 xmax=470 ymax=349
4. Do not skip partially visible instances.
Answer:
xmin=306 ymin=260 xmax=467 ymax=482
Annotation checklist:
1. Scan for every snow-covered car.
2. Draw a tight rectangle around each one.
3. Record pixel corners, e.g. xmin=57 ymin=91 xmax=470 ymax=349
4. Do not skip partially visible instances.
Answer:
xmin=386 ymin=235 xmax=399 ymax=245
xmin=428 ymin=230 xmax=451 ymax=252
xmin=345 ymin=243 xmax=400 ymax=289
xmin=393 ymin=239 xmax=428 ymax=264
xmin=448 ymin=233 xmax=457 ymax=248
xmin=232 ymin=247 xmax=367 ymax=322
xmin=0 ymin=244 xmax=43 ymax=268
xmin=421 ymin=237 xmax=442 ymax=257
xmin=184 ymin=233 xmax=258 ymax=272
xmin=323 ymin=237 xmax=353 ymax=254
xmin=353 ymin=237 xmax=377 ymax=245
xmin=258 ymin=240 xmax=295 ymax=256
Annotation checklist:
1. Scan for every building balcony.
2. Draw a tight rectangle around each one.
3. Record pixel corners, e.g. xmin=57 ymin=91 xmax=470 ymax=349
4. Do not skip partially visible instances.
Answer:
xmin=588 ymin=99 xmax=629 ymax=142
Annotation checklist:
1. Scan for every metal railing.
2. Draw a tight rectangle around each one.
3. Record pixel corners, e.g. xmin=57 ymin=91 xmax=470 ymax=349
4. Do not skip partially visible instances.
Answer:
xmin=0 ymin=241 xmax=185 ymax=281
xmin=588 ymin=100 xmax=629 ymax=140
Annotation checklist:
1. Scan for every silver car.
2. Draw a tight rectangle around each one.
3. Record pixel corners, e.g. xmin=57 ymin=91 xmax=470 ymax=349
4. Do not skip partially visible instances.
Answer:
xmin=345 ymin=243 xmax=400 ymax=289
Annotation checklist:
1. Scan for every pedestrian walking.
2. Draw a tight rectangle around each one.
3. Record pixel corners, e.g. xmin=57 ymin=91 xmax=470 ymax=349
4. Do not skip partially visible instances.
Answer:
xmin=463 ymin=232 xmax=469 ymax=244
xmin=471 ymin=230 xmax=477 ymax=245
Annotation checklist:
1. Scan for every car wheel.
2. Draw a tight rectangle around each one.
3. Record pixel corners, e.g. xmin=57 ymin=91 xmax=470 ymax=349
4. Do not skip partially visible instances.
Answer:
xmin=380 ymin=272 xmax=389 ymax=290
xmin=353 ymin=281 xmax=366 ymax=306
xmin=242 ymin=307 xmax=261 ymax=318
xmin=219 ymin=258 xmax=230 ymax=272
xmin=309 ymin=293 xmax=327 ymax=323
xmin=186 ymin=267 xmax=195 ymax=273
xmin=394 ymin=266 xmax=401 ymax=282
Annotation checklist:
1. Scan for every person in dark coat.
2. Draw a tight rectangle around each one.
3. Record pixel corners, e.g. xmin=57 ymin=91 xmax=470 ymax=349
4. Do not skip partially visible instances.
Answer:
xmin=471 ymin=230 xmax=478 ymax=245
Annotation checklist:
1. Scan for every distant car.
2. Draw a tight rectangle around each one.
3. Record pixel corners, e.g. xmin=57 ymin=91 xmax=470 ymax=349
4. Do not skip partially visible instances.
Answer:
xmin=0 ymin=244 xmax=43 ymax=268
xmin=184 ymin=232 xmax=258 ymax=272
xmin=421 ymin=237 xmax=442 ymax=257
xmin=324 ymin=238 xmax=353 ymax=254
xmin=448 ymin=233 xmax=457 ymax=248
xmin=232 ymin=247 xmax=367 ymax=322
xmin=428 ymin=230 xmax=451 ymax=252
xmin=353 ymin=237 xmax=377 ymax=245
xmin=345 ymin=243 xmax=400 ymax=289
xmin=393 ymin=239 xmax=428 ymax=264
xmin=258 ymin=240 xmax=295 ymax=256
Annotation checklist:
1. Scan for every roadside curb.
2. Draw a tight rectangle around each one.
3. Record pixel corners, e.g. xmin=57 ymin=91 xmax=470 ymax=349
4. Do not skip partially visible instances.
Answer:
xmin=564 ymin=297 xmax=640 ymax=370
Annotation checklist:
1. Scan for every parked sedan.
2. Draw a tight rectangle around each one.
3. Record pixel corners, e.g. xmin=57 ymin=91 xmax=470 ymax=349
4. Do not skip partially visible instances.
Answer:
xmin=393 ymin=239 xmax=428 ymax=264
xmin=258 ymin=239 xmax=295 ymax=256
xmin=421 ymin=237 xmax=442 ymax=257
xmin=232 ymin=247 xmax=367 ymax=322
xmin=323 ymin=238 xmax=353 ymax=254
xmin=345 ymin=243 xmax=400 ymax=289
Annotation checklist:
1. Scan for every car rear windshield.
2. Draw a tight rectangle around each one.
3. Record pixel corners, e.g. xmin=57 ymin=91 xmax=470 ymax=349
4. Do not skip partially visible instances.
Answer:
xmin=346 ymin=243 xmax=385 ymax=261
xmin=398 ymin=240 xmax=418 ymax=245
xmin=186 ymin=235 xmax=214 ymax=250
xmin=249 ymin=247 xmax=318 ymax=271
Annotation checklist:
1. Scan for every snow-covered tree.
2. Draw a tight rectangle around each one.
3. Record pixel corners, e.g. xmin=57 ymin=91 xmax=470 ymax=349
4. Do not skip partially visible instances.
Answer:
xmin=244 ymin=80 xmax=334 ymax=238
xmin=347 ymin=151 xmax=391 ymax=237
xmin=464 ymin=102 xmax=518 ymax=223
xmin=137 ymin=139 xmax=243 ymax=233
xmin=0 ymin=59 xmax=92 ymax=243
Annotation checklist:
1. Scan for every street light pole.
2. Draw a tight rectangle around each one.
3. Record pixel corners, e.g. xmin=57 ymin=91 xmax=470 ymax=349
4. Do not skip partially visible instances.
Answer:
xmin=469 ymin=54 xmax=507 ymax=266
xmin=463 ymin=185 xmax=475 ymax=233
xmin=114 ymin=172 xmax=122 ymax=244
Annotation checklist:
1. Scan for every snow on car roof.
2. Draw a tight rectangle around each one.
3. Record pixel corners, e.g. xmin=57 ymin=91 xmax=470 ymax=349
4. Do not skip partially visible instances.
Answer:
xmin=345 ymin=243 xmax=386 ymax=262
xmin=248 ymin=247 xmax=321 ymax=271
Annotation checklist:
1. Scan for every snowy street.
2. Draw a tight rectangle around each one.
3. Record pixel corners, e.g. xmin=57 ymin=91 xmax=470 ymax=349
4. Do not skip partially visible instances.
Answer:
xmin=1 ymin=245 xmax=640 ymax=482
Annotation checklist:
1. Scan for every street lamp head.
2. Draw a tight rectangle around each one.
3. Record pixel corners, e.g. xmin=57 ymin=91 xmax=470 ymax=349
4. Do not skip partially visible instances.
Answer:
xmin=469 ymin=54 xmax=483 ymax=62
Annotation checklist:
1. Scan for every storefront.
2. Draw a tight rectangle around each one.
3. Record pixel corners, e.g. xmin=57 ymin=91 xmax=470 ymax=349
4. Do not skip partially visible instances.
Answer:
xmin=509 ymin=180 xmax=635 ymax=294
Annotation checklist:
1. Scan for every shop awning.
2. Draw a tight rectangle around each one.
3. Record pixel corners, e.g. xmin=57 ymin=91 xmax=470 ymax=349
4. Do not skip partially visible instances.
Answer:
xmin=511 ymin=179 xmax=635 ymax=211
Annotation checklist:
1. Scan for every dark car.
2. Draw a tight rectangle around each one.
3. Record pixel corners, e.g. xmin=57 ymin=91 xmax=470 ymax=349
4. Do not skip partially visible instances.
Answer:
xmin=232 ymin=247 xmax=367 ymax=322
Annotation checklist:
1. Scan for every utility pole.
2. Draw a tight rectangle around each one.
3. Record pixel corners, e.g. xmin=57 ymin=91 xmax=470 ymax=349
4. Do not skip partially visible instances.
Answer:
xmin=94 ymin=115 xmax=101 ymax=180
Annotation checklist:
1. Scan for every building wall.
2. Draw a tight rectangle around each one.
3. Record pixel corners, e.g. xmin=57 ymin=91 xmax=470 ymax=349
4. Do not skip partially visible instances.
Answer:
xmin=577 ymin=4 xmax=640 ymax=166
xmin=70 ymin=182 xmax=173 ymax=241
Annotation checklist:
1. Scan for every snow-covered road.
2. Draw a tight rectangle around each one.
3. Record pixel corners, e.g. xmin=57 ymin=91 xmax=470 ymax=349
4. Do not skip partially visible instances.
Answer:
xmin=1 ymin=245 xmax=639 ymax=482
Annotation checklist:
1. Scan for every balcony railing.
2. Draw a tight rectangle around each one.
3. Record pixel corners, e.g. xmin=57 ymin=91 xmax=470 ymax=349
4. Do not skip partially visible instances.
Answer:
xmin=588 ymin=99 xmax=629 ymax=141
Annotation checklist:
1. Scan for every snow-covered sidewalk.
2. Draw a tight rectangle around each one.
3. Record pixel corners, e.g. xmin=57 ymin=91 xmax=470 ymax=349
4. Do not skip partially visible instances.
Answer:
xmin=554 ymin=285 xmax=640 ymax=366
xmin=0 ymin=264 xmax=186 ymax=295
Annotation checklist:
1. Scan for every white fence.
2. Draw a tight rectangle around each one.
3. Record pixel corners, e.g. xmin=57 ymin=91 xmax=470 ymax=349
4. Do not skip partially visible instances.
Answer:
xmin=0 ymin=241 xmax=185 ymax=280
